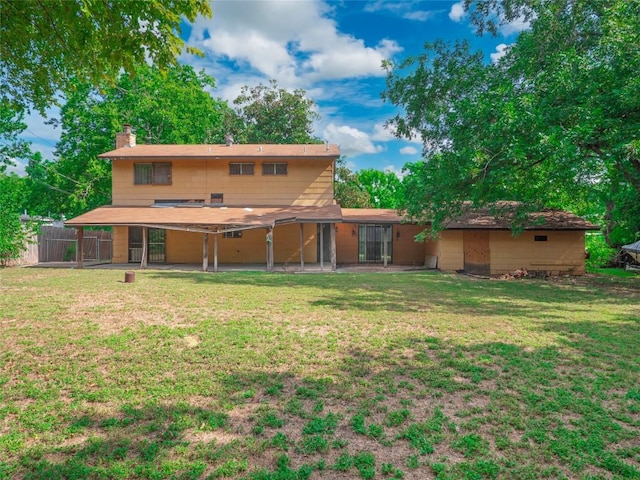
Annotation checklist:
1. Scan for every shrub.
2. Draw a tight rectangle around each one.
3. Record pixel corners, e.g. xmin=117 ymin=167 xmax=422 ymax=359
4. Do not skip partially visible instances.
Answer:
xmin=585 ymin=233 xmax=616 ymax=272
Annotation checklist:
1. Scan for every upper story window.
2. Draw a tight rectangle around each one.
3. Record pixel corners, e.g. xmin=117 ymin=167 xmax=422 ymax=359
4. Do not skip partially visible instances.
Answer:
xmin=229 ymin=162 xmax=254 ymax=175
xmin=134 ymin=163 xmax=171 ymax=185
xmin=262 ymin=162 xmax=288 ymax=175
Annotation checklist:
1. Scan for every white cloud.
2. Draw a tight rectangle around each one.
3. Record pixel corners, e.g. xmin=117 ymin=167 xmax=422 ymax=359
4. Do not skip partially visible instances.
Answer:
xmin=302 ymin=38 xmax=401 ymax=81
xmin=363 ymin=1 xmax=401 ymax=14
xmin=449 ymin=2 xmax=466 ymax=22
xmin=500 ymin=16 xmax=530 ymax=36
xmin=6 ymin=162 xmax=27 ymax=176
xmin=370 ymin=123 xmax=422 ymax=145
xmin=204 ymin=30 xmax=297 ymax=84
xmin=399 ymin=146 xmax=418 ymax=155
xmin=364 ymin=1 xmax=439 ymax=22
xmin=371 ymin=123 xmax=396 ymax=142
xmin=447 ymin=2 xmax=528 ymax=35
xmin=343 ymin=158 xmax=357 ymax=171
xmin=404 ymin=10 xmax=437 ymax=21
xmin=490 ymin=43 xmax=510 ymax=63
xmin=323 ymin=123 xmax=383 ymax=157
xmin=383 ymin=165 xmax=405 ymax=179
xmin=188 ymin=0 xmax=401 ymax=87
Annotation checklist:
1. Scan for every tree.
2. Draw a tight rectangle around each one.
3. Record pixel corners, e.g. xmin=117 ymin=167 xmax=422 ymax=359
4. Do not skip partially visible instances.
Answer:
xmin=28 ymin=64 xmax=232 ymax=218
xmin=22 ymin=152 xmax=67 ymax=219
xmin=1 ymin=0 xmax=211 ymax=114
xmin=0 ymin=173 xmax=32 ymax=265
xmin=383 ymin=0 xmax=640 ymax=245
xmin=231 ymin=80 xmax=321 ymax=144
xmin=0 ymin=104 xmax=36 ymax=263
xmin=334 ymin=157 xmax=373 ymax=208
xmin=356 ymin=169 xmax=404 ymax=209
xmin=0 ymin=101 xmax=31 ymax=171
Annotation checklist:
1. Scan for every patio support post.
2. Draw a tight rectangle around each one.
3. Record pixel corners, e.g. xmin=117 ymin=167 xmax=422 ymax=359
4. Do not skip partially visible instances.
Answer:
xmin=319 ymin=223 xmax=324 ymax=271
xmin=214 ymin=229 xmax=218 ymax=273
xmin=299 ymin=223 xmax=304 ymax=272
xmin=266 ymin=227 xmax=274 ymax=272
xmin=141 ymin=227 xmax=148 ymax=269
xmin=330 ymin=223 xmax=336 ymax=271
xmin=203 ymin=232 xmax=209 ymax=272
xmin=77 ymin=226 xmax=84 ymax=269
xmin=383 ymin=226 xmax=388 ymax=268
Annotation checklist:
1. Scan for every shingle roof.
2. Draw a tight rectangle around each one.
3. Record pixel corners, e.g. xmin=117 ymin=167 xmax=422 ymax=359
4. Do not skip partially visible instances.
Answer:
xmin=65 ymin=205 xmax=343 ymax=229
xmin=444 ymin=207 xmax=599 ymax=230
xmin=65 ymin=205 xmax=597 ymax=231
xmin=98 ymin=143 xmax=340 ymax=159
xmin=340 ymin=208 xmax=408 ymax=224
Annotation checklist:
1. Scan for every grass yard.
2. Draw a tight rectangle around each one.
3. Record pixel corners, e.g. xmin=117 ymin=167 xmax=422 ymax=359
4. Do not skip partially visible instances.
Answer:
xmin=0 ymin=268 xmax=639 ymax=480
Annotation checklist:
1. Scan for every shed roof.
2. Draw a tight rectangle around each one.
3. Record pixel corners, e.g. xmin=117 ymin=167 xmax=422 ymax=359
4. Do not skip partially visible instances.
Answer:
xmin=98 ymin=143 xmax=340 ymax=160
xmin=444 ymin=207 xmax=599 ymax=230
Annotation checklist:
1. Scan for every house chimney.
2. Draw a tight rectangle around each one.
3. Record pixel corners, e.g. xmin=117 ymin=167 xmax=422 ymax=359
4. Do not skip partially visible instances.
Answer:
xmin=116 ymin=124 xmax=136 ymax=149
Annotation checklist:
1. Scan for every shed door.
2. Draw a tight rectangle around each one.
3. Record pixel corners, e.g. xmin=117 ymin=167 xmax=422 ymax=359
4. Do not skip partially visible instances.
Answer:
xmin=463 ymin=230 xmax=490 ymax=275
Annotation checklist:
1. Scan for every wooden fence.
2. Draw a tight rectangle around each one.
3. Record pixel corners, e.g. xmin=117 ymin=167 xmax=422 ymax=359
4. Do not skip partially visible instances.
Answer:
xmin=2 ymin=231 xmax=39 ymax=267
xmin=38 ymin=226 xmax=112 ymax=263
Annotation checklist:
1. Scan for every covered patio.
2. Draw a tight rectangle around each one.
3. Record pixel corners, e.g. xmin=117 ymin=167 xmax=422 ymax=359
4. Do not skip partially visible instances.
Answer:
xmin=65 ymin=205 xmax=342 ymax=272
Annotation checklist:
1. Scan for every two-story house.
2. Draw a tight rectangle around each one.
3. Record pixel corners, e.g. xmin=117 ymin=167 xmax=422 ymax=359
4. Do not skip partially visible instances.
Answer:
xmin=65 ymin=125 xmax=345 ymax=271
xmin=66 ymin=125 xmax=598 ymax=275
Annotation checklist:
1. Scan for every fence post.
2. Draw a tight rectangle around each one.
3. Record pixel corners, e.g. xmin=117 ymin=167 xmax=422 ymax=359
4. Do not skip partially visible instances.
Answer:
xmin=77 ymin=227 xmax=84 ymax=269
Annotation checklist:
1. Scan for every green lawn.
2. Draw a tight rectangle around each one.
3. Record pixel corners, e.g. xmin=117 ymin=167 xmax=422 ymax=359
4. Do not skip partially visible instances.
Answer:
xmin=1 ymin=268 xmax=639 ymax=480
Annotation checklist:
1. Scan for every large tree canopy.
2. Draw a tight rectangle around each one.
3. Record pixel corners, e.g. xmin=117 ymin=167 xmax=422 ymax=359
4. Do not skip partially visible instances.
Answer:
xmin=334 ymin=158 xmax=373 ymax=209
xmin=231 ymin=80 xmax=321 ymax=144
xmin=0 ymin=172 xmax=31 ymax=264
xmin=0 ymin=101 xmax=32 ymax=171
xmin=383 ymin=0 xmax=640 ymax=245
xmin=356 ymin=169 xmax=404 ymax=209
xmin=0 ymin=0 xmax=211 ymax=114
xmin=333 ymin=162 xmax=404 ymax=209
xmin=26 ymin=64 xmax=232 ymax=218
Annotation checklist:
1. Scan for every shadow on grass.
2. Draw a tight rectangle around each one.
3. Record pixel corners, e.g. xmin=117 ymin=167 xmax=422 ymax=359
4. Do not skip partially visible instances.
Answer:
xmin=144 ymin=270 xmax=640 ymax=317
xmin=14 ymin=403 xmax=231 ymax=479
xmin=5 ymin=318 xmax=639 ymax=480
xmin=3 ymin=269 xmax=639 ymax=478
xmin=538 ymin=312 xmax=640 ymax=367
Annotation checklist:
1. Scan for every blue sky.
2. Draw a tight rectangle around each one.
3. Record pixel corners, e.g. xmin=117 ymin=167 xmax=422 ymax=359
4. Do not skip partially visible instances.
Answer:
xmin=19 ymin=0 xmax=527 ymax=176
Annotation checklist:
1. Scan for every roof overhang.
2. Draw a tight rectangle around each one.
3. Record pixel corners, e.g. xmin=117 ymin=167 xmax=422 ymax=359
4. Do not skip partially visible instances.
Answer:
xmin=98 ymin=144 xmax=340 ymax=160
xmin=340 ymin=208 xmax=411 ymax=224
xmin=65 ymin=205 xmax=343 ymax=232
xmin=65 ymin=206 xmax=598 ymax=232
xmin=443 ymin=211 xmax=600 ymax=230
